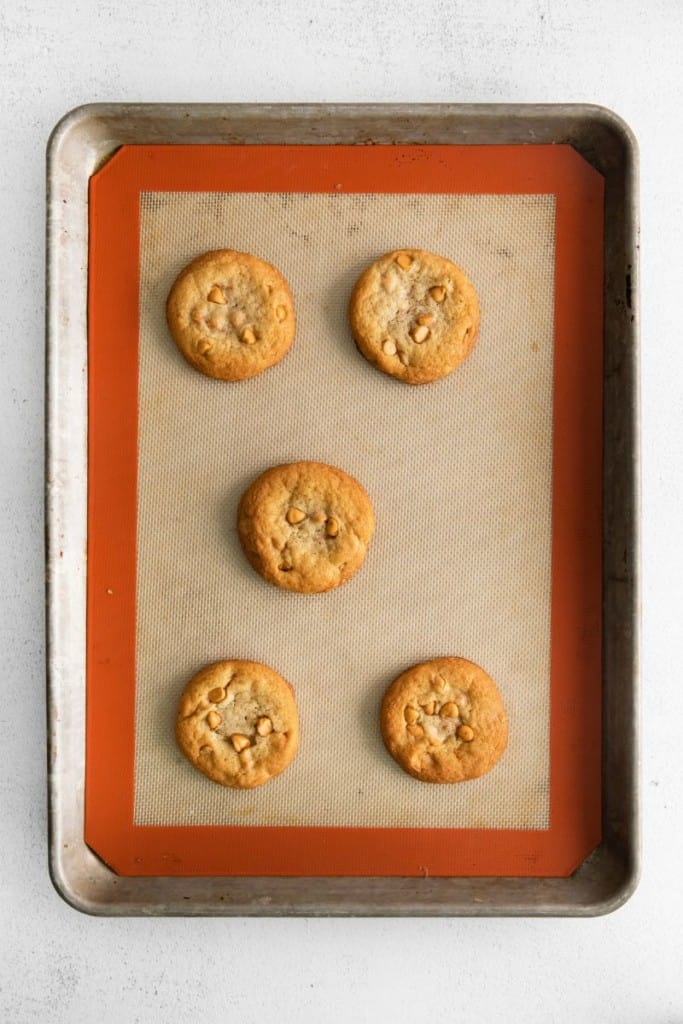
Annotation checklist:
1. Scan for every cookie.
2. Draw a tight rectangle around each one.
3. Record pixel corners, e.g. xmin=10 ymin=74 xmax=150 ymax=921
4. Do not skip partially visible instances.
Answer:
xmin=175 ymin=659 xmax=300 ymax=788
xmin=166 ymin=249 xmax=295 ymax=381
xmin=380 ymin=657 xmax=508 ymax=782
xmin=349 ymin=248 xmax=480 ymax=384
xmin=237 ymin=461 xmax=375 ymax=594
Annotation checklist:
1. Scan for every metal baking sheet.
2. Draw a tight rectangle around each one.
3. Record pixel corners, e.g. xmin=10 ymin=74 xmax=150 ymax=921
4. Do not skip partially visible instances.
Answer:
xmin=46 ymin=103 xmax=639 ymax=915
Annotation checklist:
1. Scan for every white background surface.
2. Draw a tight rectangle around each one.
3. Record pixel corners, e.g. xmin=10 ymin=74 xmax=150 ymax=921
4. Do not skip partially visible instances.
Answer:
xmin=1 ymin=1 xmax=679 ymax=1021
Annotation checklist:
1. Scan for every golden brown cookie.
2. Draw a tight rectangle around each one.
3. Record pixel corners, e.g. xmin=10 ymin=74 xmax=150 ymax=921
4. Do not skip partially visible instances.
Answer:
xmin=349 ymin=248 xmax=480 ymax=384
xmin=237 ymin=461 xmax=375 ymax=594
xmin=380 ymin=657 xmax=508 ymax=782
xmin=175 ymin=659 xmax=299 ymax=788
xmin=166 ymin=249 xmax=295 ymax=381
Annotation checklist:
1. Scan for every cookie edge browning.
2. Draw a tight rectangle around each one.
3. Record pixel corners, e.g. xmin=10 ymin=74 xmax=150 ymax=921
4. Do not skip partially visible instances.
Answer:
xmin=236 ymin=461 xmax=376 ymax=594
xmin=175 ymin=659 xmax=300 ymax=789
xmin=348 ymin=248 xmax=480 ymax=385
xmin=166 ymin=249 xmax=296 ymax=382
xmin=380 ymin=657 xmax=508 ymax=783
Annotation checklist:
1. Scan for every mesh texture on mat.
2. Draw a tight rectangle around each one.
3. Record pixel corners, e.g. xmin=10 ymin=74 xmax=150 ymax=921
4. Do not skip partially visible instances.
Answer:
xmin=134 ymin=191 xmax=555 ymax=829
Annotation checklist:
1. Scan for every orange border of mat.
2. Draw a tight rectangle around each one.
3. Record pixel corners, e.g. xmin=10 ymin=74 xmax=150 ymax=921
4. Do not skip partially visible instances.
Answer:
xmin=86 ymin=144 xmax=604 ymax=877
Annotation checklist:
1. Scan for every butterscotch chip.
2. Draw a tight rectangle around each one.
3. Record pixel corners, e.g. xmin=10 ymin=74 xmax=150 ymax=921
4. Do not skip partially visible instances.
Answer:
xmin=230 ymin=733 xmax=251 ymax=752
xmin=349 ymin=249 xmax=479 ymax=384
xmin=380 ymin=657 xmax=508 ymax=782
xmin=286 ymin=506 xmax=307 ymax=525
xmin=256 ymin=716 xmax=273 ymax=736
xmin=166 ymin=249 xmax=295 ymax=381
xmin=237 ymin=461 xmax=375 ymax=594
xmin=175 ymin=659 xmax=300 ymax=789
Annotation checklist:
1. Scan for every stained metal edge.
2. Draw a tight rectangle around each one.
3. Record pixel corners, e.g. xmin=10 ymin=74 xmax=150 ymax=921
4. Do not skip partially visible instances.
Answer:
xmin=599 ymin=103 xmax=641 ymax=912
xmin=45 ymin=100 xmax=639 ymax=157
xmin=46 ymin=106 xmax=91 ymax=914
xmin=45 ymin=102 xmax=639 ymax=916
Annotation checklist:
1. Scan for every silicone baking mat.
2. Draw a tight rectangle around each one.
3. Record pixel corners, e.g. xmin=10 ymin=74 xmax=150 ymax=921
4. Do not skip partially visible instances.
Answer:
xmin=85 ymin=145 xmax=604 ymax=876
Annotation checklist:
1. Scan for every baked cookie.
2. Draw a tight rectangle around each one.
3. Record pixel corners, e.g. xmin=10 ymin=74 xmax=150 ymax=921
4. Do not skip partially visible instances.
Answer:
xmin=237 ymin=461 xmax=375 ymax=594
xmin=349 ymin=249 xmax=480 ymax=384
xmin=175 ymin=659 xmax=299 ymax=788
xmin=380 ymin=657 xmax=507 ymax=782
xmin=166 ymin=249 xmax=295 ymax=381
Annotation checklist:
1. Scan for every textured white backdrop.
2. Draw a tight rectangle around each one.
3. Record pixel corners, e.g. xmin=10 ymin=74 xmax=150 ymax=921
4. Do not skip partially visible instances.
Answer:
xmin=1 ymin=1 xmax=677 ymax=1022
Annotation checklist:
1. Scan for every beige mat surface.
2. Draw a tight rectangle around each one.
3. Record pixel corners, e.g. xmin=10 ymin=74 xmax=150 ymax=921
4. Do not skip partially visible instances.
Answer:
xmin=133 ymin=190 xmax=555 ymax=829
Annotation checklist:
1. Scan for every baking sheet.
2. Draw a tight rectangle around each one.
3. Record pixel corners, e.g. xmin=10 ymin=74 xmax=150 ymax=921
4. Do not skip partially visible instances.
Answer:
xmin=47 ymin=102 xmax=638 ymax=913
xmin=134 ymin=190 xmax=555 ymax=830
